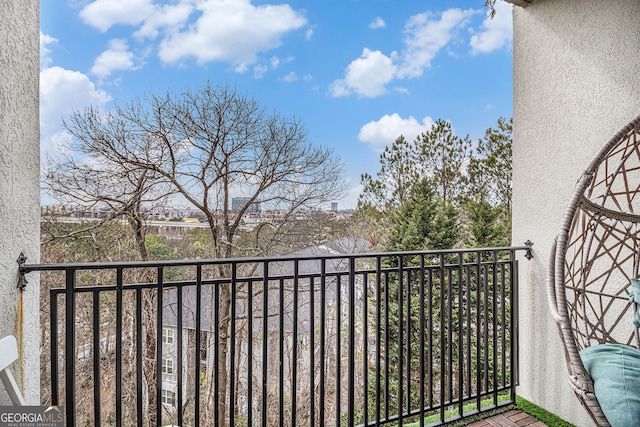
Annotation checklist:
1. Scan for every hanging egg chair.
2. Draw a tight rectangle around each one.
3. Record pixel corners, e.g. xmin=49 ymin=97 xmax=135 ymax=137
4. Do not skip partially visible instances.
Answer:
xmin=548 ymin=114 xmax=640 ymax=426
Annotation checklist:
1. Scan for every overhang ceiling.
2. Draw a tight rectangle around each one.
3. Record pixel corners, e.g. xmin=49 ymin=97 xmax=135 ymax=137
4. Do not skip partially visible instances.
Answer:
xmin=503 ymin=0 xmax=534 ymax=7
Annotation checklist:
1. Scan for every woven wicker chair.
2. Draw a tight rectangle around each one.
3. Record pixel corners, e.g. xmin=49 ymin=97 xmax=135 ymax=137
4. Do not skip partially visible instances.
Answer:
xmin=548 ymin=114 xmax=640 ymax=426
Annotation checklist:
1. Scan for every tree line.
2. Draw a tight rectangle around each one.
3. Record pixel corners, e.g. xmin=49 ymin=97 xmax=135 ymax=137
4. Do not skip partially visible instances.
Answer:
xmin=358 ymin=117 xmax=512 ymax=254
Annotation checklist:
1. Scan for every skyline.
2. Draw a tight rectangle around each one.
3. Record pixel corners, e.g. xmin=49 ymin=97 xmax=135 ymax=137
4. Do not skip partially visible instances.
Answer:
xmin=40 ymin=0 xmax=514 ymax=208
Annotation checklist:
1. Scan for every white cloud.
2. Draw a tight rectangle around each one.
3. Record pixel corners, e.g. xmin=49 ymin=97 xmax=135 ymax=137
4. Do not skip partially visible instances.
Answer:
xmin=133 ymin=3 xmax=194 ymax=40
xmin=253 ymin=64 xmax=269 ymax=79
xmin=158 ymin=0 xmax=307 ymax=71
xmin=470 ymin=1 xmax=512 ymax=54
xmin=40 ymin=66 xmax=112 ymax=155
xmin=397 ymin=8 xmax=475 ymax=78
xmin=253 ymin=55 xmax=293 ymax=78
xmin=91 ymin=39 xmax=138 ymax=78
xmin=40 ymin=32 xmax=58 ymax=69
xmin=358 ymin=113 xmax=434 ymax=152
xmin=305 ymin=28 xmax=314 ymax=40
xmin=329 ymin=48 xmax=396 ymax=98
xmin=80 ymin=0 xmax=307 ymax=76
xmin=369 ymin=17 xmax=386 ymax=30
xmin=330 ymin=8 xmax=475 ymax=97
xmin=79 ymin=0 xmax=155 ymax=32
xmin=282 ymin=71 xmax=298 ymax=82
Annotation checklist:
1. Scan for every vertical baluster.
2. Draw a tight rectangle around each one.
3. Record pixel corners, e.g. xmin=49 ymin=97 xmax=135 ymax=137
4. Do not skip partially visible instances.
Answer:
xmin=427 ymin=268 xmax=433 ymax=411
xmin=51 ymin=289 xmax=59 ymax=406
xmin=177 ymin=283 xmax=184 ymax=426
xmin=65 ymin=268 xmax=76 ymax=427
xmin=465 ymin=263 xmax=472 ymax=403
xmin=292 ymin=260 xmax=299 ymax=427
xmin=279 ymin=276 xmax=284 ymax=427
xmin=363 ymin=272 xmax=369 ymax=425
xmin=248 ymin=275 xmax=254 ymax=426
xmin=93 ymin=290 xmax=101 ymax=426
xmin=405 ymin=267 xmax=411 ymax=417
xmin=397 ymin=255 xmax=403 ymax=426
xmin=348 ymin=258 xmax=355 ymax=427
xmin=375 ymin=257 xmax=382 ymax=427
xmin=476 ymin=252 xmax=482 ymax=411
xmin=261 ymin=261 xmax=268 ymax=427
xmin=492 ymin=251 xmax=498 ymax=405
xmin=195 ymin=265 xmax=202 ymax=427
xmin=419 ymin=256 xmax=425 ymax=427
xmin=439 ymin=254 xmax=445 ymax=423
xmin=335 ymin=274 xmax=341 ymax=427
xmin=136 ymin=288 xmax=143 ymax=426
xmin=457 ymin=253 xmax=464 ymax=416
xmin=319 ymin=259 xmax=326 ymax=426
xmin=230 ymin=263 xmax=237 ymax=427
xmin=156 ymin=267 xmax=164 ymax=426
xmin=309 ymin=275 xmax=315 ymax=427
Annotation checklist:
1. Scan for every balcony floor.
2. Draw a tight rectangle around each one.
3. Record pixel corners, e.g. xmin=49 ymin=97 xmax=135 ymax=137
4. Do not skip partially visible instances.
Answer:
xmin=469 ymin=409 xmax=547 ymax=426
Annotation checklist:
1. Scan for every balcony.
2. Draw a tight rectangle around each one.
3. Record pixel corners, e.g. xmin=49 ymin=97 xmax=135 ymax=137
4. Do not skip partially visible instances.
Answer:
xmin=21 ymin=245 xmax=531 ymax=427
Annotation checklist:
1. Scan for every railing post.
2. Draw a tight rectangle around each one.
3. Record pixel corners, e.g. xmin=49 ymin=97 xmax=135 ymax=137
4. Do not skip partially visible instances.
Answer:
xmin=511 ymin=248 xmax=520 ymax=397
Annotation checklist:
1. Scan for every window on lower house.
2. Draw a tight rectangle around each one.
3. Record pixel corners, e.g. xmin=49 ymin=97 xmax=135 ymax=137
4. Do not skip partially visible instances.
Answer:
xmin=162 ymin=328 xmax=174 ymax=344
xmin=162 ymin=358 xmax=174 ymax=375
xmin=161 ymin=389 xmax=175 ymax=406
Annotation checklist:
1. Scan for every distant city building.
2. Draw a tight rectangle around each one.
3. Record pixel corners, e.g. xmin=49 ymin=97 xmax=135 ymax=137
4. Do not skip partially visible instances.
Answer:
xmin=231 ymin=197 xmax=260 ymax=214
xmin=330 ymin=202 xmax=338 ymax=212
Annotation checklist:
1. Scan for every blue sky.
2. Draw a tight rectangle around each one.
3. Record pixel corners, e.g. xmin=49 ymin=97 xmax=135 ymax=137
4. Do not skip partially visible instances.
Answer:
xmin=40 ymin=0 xmax=513 ymax=209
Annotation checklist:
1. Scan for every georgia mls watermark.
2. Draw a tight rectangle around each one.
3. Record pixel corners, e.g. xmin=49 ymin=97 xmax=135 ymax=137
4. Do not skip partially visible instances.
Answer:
xmin=0 ymin=406 xmax=64 ymax=427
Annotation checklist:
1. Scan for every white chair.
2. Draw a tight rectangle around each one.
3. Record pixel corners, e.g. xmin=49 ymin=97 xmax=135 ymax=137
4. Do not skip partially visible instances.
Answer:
xmin=0 ymin=335 xmax=26 ymax=405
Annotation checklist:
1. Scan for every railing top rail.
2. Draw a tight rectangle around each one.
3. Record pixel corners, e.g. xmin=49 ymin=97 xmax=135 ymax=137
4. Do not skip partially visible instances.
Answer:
xmin=21 ymin=244 xmax=532 ymax=273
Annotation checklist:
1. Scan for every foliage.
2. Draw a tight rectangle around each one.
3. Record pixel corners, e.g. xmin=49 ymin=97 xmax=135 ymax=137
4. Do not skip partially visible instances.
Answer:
xmin=467 ymin=117 xmax=512 ymax=210
xmin=384 ymin=178 xmax=461 ymax=253
xmin=144 ymin=234 xmax=180 ymax=261
xmin=463 ymin=200 xmax=511 ymax=248
xmin=357 ymin=119 xmax=474 ymax=249
xmin=358 ymin=119 xmax=471 ymax=212
xmin=356 ymin=116 xmax=512 ymax=251
xmin=385 ymin=179 xmax=438 ymax=252
xmin=416 ymin=119 xmax=472 ymax=205
xmin=40 ymin=219 xmax=139 ymax=263
xmin=359 ymin=135 xmax=418 ymax=213
xmin=182 ymin=228 xmax=216 ymax=258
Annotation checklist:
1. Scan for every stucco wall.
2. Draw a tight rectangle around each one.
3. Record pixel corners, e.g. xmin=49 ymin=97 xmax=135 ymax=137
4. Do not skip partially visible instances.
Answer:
xmin=0 ymin=0 xmax=40 ymax=404
xmin=512 ymin=1 xmax=640 ymax=425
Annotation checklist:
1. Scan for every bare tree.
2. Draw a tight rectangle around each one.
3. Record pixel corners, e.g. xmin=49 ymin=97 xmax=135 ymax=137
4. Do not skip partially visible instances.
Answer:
xmin=57 ymin=82 xmax=346 ymax=425
xmin=43 ymin=107 xmax=171 ymax=261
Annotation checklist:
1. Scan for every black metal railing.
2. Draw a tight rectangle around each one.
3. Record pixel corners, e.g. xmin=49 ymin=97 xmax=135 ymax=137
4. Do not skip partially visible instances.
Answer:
xmin=23 ymin=245 xmax=531 ymax=427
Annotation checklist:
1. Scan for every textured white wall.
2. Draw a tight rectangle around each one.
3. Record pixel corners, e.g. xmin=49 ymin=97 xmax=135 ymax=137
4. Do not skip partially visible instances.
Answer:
xmin=0 ymin=0 xmax=40 ymax=405
xmin=512 ymin=1 xmax=640 ymax=425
